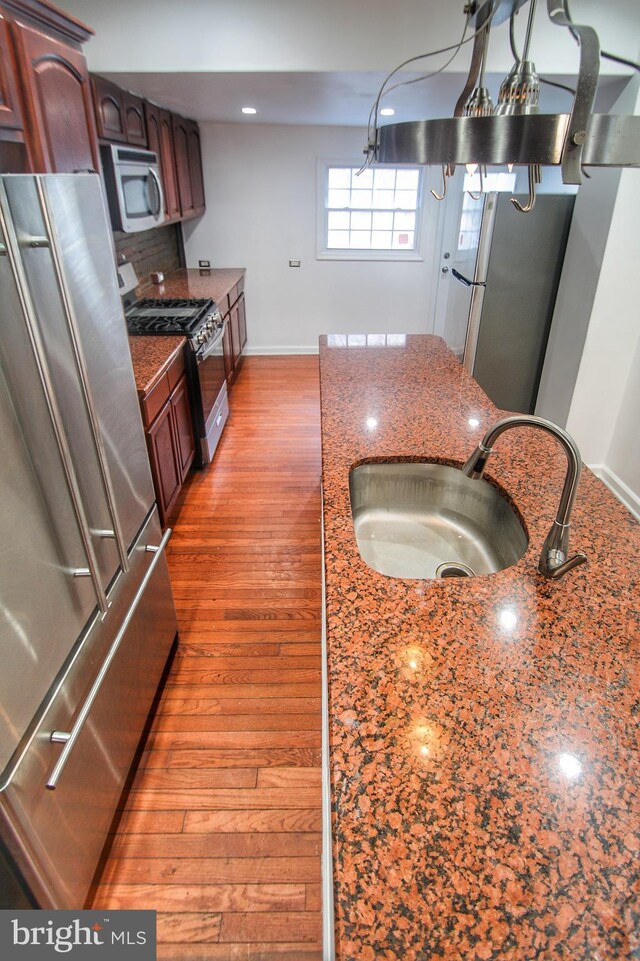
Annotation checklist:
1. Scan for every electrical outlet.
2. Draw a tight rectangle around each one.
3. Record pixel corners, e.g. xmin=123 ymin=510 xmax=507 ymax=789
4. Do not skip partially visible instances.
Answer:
xmin=199 ymin=259 xmax=211 ymax=268
xmin=289 ymin=260 xmax=301 ymax=267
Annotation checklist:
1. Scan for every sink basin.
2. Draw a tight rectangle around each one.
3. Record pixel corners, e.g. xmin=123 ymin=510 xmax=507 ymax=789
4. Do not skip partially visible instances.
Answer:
xmin=349 ymin=462 xmax=528 ymax=579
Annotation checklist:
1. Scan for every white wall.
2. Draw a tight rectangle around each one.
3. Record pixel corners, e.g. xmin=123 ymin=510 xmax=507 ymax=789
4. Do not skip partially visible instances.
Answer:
xmin=183 ymin=123 xmax=440 ymax=352
xmin=59 ymin=0 xmax=640 ymax=76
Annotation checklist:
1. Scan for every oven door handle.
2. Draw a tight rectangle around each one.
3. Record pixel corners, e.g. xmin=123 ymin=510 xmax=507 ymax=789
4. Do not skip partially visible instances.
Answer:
xmin=197 ymin=316 xmax=226 ymax=363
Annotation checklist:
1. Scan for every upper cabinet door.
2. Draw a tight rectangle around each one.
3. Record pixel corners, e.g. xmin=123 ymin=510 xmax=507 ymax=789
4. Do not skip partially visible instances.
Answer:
xmin=11 ymin=20 xmax=98 ymax=172
xmin=144 ymin=100 xmax=180 ymax=222
xmin=122 ymin=90 xmax=146 ymax=147
xmin=172 ymin=112 xmax=193 ymax=218
xmin=0 ymin=16 xmax=24 ymax=134
xmin=91 ymin=74 xmax=126 ymax=142
xmin=187 ymin=119 xmax=205 ymax=216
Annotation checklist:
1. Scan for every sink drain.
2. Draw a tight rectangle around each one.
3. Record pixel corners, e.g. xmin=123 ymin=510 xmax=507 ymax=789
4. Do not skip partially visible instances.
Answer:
xmin=435 ymin=561 xmax=475 ymax=579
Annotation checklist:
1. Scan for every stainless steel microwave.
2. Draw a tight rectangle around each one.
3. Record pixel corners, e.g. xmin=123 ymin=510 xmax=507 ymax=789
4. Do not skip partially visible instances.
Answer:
xmin=100 ymin=144 xmax=164 ymax=233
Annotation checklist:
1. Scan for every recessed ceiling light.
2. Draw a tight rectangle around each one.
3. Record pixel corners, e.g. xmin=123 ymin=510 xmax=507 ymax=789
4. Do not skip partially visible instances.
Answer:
xmin=241 ymin=106 xmax=257 ymax=115
xmin=380 ymin=108 xmax=395 ymax=117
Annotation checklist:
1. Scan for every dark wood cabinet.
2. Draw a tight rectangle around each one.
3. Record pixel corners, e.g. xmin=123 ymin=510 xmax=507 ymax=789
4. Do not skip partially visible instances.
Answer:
xmin=147 ymin=396 xmax=181 ymax=523
xmin=139 ymin=347 xmax=195 ymax=526
xmin=222 ymin=320 xmax=233 ymax=384
xmin=172 ymin=112 xmax=193 ymax=217
xmin=187 ymin=118 xmax=205 ymax=216
xmin=171 ymin=374 xmax=195 ymax=480
xmin=221 ymin=280 xmax=246 ymax=390
xmin=238 ymin=293 xmax=247 ymax=352
xmin=92 ymin=75 xmax=146 ymax=147
xmin=91 ymin=74 xmax=126 ymax=142
xmin=121 ymin=90 xmax=146 ymax=146
xmin=145 ymin=100 xmax=180 ymax=222
xmin=0 ymin=16 xmax=24 ymax=135
xmin=7 ymin=14 xmax=98 ymax=173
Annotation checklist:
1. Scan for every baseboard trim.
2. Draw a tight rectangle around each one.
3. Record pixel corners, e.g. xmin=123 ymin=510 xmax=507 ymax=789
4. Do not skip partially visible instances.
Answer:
xmin=244 ymin=345 xmax=319 ymax=356
xmin=589 ymin=464 xmax=640 ymax=520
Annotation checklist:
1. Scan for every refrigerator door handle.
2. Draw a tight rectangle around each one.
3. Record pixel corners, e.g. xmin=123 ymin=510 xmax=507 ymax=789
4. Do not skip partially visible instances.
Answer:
xmin=0 ymin=184 xmax=109 ymax=615
xmin=46 ymin=527 xmax=172 ymax=791
xmin=34 ymin=180 xmax=130 ymax=573
xmin=452 ymin=268 xmax=486 ymax=288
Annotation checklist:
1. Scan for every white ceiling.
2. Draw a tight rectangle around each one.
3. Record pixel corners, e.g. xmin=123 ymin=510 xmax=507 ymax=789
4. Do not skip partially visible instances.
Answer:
xmin=102 ymin=70 xmax=629 ymax=128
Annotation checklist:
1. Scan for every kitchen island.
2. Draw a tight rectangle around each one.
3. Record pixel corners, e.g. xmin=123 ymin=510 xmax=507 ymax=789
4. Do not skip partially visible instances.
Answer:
xmin=319 ymin=334 xmax=639 ymax=961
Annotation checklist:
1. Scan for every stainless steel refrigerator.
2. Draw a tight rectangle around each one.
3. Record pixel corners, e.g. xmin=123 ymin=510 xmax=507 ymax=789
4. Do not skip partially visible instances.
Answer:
xmin=452 ymin=192 xmax=575 ymax=414
xmin=0 ymin=173 xmax=178 ymax=908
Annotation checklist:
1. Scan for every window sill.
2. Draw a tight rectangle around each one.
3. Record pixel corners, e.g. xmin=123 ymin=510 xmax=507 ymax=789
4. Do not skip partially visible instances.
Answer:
xmin=316 ymin=250 xmax=424 ymax=263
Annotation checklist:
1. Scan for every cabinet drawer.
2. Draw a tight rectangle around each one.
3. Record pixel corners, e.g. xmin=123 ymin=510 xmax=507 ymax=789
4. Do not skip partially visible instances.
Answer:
xmin=140 ymin=371 xmax=170 ymax=428
xmin=166 ymin=347 xmax=185 ymax=391
xmin=140 ymin=349 xmax=185 ymax=428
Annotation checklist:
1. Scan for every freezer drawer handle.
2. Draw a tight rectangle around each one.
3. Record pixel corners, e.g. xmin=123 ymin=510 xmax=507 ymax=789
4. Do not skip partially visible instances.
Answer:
xmin=46 ymin=527 xmax=172 ymax=791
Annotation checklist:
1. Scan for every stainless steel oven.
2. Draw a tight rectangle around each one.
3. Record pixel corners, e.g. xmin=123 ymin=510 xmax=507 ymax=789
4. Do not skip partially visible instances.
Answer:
xmin=192 ymin=318 xmax=229 ymax=465
xmin=125 ymin=296 xmax=229 ymax=466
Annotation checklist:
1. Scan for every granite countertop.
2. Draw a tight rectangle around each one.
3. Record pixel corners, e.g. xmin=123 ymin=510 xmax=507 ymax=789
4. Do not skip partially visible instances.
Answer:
xmin=319 ymin=334 xmax=640 ymax=961
xmin=142 ymin=267 xmax=245 ymax=306
xmin=128 ymin=335 xmax=186 ymax=396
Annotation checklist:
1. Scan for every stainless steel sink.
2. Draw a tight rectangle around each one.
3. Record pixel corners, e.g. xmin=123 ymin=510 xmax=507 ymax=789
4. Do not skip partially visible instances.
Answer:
xmin=349 ymin=462 xmax=528 ymax=579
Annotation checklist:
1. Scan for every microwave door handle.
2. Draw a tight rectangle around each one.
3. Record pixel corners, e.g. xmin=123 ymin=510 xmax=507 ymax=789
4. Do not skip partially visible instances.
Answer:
xmin=148 ymin=168 xmax=163 ymax=219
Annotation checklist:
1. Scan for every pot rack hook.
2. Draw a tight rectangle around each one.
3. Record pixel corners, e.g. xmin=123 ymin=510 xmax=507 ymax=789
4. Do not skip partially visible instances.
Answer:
xmin=430 ymin=165 xmax=449 ymax=201
xmin=466 ymin=164 xmax=484 ymax=201
xmin=511 ymin=163 xmax=541 ymax=213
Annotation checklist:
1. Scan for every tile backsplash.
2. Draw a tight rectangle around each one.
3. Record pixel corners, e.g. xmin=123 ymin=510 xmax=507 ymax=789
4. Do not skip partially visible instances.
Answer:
xmin=114 ymin=223 xmax=182 ymax=293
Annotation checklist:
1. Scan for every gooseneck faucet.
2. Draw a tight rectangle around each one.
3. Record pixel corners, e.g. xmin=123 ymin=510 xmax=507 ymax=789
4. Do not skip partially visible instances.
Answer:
xmin=461 ymin=415 xmax=587 ymax=580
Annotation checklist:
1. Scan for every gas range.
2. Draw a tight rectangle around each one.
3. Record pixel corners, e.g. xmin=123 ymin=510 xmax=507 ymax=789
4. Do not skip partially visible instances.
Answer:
xmin=125 ymin=297 xmax=223 ymax=353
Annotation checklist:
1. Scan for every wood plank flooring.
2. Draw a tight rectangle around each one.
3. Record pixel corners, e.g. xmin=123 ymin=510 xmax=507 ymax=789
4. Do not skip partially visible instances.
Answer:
xmin=91 ymin=356 xmax=323 ymax=960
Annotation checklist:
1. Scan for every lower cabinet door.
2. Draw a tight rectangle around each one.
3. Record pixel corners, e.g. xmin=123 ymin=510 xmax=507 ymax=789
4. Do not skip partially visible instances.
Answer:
xmin=147 ymin=399 xmax=180 ymax=524
xmin=238 ymin=294 xmax=247 ymax=350
xmin=171 ymin=374 xmax=195 ymax=479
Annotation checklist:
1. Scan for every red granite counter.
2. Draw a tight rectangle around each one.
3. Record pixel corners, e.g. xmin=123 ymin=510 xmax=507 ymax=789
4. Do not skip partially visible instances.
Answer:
xmin=319 ymin=334 xmax=639 ymax=961
xmin=128 ymin=335 xmax=186 ymax=395
xmin=143 ymin=267 xmax=245 ymax=308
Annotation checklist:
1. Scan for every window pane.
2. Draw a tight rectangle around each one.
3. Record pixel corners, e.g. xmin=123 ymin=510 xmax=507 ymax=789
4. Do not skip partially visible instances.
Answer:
xmin=374 ymin=169 xmax=396 ymax=189
xmin=351 ymin=190 xmax=373 ymax=209
xmin=328 ymin=188 xmax=350 ymax=208
xmin=371 ymin=230 xmax=392 ymax=248
xmin=372 ymin=188 xmax=395 ymax=209
xmin=328 ymin=210 xmax=350 ymax=230
xmin=350 ymin=231 xmax=371 ymax=248
xmin=327 ymin=230 xmax=349 ymax=248
xmin=328 ymin=168 xmax=351 ymax=189
xmin=396 ymin=169 xmax=420 ymax=189
xmin=372 ymin=211 xmax=393 ymax=230
xmin=392 ymin=230 xmax=414 ymax=248
xmin=352 ymin=168 xmax=373 ymax=189
xmin=395 ymin=189 xmax=417 ymax=209
xmin=351 ymin=211 xmax=372 ymax=230
xmin=394 ymin=211 xmax=415 ymax=231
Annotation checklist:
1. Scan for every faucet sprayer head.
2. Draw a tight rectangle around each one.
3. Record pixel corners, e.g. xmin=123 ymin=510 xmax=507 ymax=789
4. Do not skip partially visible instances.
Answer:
xmin=461 ymin=443 xmax=493 ymax=479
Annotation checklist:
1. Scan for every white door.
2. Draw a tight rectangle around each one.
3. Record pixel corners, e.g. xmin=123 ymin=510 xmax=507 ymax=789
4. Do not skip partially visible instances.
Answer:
xmin=431 ymin=169 xmax=485 ymax=359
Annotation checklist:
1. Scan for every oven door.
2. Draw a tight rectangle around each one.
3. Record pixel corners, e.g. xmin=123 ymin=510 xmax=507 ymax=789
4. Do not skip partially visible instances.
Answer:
xmin=195 ymin=321 xmax=229 ymax=464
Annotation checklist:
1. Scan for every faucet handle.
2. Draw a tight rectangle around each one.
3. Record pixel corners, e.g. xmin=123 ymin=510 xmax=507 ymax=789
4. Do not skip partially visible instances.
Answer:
xmin=542 ymin=550 xmax=587 ymax=580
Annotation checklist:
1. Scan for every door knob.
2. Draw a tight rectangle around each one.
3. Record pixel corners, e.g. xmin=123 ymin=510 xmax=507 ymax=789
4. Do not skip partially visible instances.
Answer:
xmin=441 ymin=266 xmax=449 ymax=274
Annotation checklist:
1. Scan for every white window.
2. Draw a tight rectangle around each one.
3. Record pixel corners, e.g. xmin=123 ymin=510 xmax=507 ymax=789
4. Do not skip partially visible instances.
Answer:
xmin=317 ymin=162 xmax=424 ymax=261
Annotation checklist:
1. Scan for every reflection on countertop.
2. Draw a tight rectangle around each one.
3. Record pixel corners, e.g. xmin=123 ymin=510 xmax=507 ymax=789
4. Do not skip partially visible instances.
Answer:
xmin=319 ymin=333 xmax=640 ymax=961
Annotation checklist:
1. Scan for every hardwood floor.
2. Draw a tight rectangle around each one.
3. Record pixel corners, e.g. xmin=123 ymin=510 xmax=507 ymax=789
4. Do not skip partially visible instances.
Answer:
xmin=91 ymin=356 xmax=323 ymax=960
